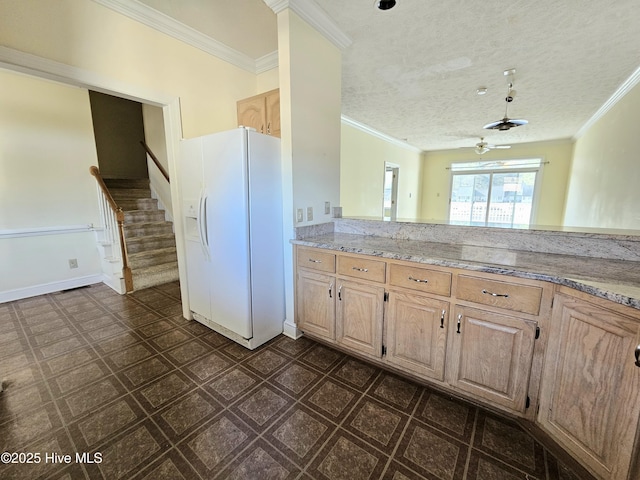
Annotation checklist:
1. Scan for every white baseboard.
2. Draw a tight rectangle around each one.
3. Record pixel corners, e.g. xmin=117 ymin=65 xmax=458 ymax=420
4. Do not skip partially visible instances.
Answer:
xmin=0 ymin=274 xmax=104 ymax=303
xmin=282 ymin=319 xmax=302 ymax=339
xmin=101 ymin=274 xmax=126 ymax=295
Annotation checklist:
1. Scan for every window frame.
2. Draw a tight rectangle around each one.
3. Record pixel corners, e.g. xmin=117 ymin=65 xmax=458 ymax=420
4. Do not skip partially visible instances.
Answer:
xmin=447 ymin=158 xmax=544 ymax=228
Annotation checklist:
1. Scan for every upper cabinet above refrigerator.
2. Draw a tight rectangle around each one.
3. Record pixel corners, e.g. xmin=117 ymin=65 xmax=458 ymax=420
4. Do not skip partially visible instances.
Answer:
xmin=237 ymin=89 xmax=280 ymax=138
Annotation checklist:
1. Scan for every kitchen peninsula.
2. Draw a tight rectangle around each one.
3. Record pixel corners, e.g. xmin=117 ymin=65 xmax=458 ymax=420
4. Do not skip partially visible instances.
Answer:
xmin=292 ymin=218 xmax=640 ymax=480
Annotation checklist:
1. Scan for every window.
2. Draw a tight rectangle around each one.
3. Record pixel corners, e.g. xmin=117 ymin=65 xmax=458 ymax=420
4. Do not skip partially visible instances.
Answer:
xmin=449 ymin=159 xmax=542 ymax=228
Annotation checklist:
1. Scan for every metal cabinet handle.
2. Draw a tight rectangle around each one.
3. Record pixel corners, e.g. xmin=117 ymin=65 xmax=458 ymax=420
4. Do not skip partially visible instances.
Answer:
xmin=352 ymin=266 xmax=369 ymax=272
xmin=440 ymin=310 xmax=446 ymax=329
xmin=482 ymin=289 xmax=509 ymax=298
xmin=267 ymin=122 xmax=271 ymax=134
xmin=408 ymin=276 xmax=428 ymax=283
xmin=338 ymin=285 xmax=342 ymax=301
xmin=329 ymin=282 xmax=333 ymax=299
xmin=308 ymin=258 xmax=322 ymax=263
xmin=635 ymin=345 xmax=640 ymax=367
xmin=456 ymin=314 xmax=462 ymax=334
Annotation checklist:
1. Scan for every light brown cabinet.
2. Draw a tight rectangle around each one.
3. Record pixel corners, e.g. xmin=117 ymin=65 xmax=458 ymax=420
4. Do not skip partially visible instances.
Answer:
xmin=336 ymin=279 xmax=384 ymax=358
xmin=538 ymin=288 xmax=640 ymax=480
xmin=296 ymin=269 xmax=335 ymax=340
xmin=295 ymin=248 xmax=386 ymax=359
xmin=294 ymin=246 xmax=545 ymax=416
xmin=385 ymin=291 xmax=449 ymax=381
xmin=447 ymin=306 xmax=537 ymax=413
xmin=236 ymin=88 xmax=280 ymax=137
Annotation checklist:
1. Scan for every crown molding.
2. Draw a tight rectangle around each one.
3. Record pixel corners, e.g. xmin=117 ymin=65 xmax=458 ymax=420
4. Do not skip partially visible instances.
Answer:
xmin=573 ymin=65 xmax=640 ymax=140
xmin=92 ymin=0 xmax=278 ymax=74
xmin=0 ymin=46 xmax=175 ymax=105
xmin=255 ymin=51 xmax=280 ymax=74
xmin=341 ymin=115 xmax=423 ymax=154
xmin=263 ymin=0 xmax=352 ymax=50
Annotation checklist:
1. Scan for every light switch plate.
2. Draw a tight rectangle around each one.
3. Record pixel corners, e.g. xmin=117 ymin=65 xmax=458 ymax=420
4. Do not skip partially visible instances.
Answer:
xmin=325 ymin=201 xmax=330 ymax=214
xmin=307 ymin=206 xmax=313 ymax=221
xmin=296 ymin=209 xmax=303 ymax=222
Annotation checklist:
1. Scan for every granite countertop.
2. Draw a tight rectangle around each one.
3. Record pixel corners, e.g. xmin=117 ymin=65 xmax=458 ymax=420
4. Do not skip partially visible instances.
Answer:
xmin=292 ymin=233 xmax=640 ymax=311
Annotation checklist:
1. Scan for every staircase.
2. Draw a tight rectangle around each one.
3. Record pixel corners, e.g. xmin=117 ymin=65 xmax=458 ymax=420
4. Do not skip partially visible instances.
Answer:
xmin=103 ymin=178 xmax=179 ymax=291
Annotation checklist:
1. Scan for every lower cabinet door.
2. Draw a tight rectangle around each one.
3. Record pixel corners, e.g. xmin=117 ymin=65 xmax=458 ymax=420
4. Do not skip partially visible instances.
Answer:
xmin=538 ymin=293 xmax=640 ymax=480
xmin=296 ymin=270 xmax=336 ymax=340
xmin=385 ymin=291 xmax=449 ymax=381
xmin=447 ymin=306 xmax=537 ymax=413
xmin=336 ymin=279 xmax=384 ymax=358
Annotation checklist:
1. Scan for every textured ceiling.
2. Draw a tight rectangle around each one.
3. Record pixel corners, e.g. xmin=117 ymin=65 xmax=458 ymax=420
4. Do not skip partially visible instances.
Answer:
xmin=138 ymin=0 xmax=640 ymax=152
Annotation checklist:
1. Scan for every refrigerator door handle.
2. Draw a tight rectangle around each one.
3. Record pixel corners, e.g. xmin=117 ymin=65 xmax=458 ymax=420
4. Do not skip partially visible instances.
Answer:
xmin=198 ymin=189 xmax=210 ymax=260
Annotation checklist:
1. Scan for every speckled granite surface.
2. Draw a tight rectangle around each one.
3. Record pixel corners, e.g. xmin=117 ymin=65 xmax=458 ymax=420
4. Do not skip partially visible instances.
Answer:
xmin=292 ymin=232 xmax=640 ymax=311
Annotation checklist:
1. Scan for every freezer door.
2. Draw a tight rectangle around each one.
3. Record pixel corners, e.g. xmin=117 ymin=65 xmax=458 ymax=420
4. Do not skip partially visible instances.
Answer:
xmin=180 ymin=137 xmax=211 ymax=319
xmin=202 ymin=129 xmax=252 ymax=338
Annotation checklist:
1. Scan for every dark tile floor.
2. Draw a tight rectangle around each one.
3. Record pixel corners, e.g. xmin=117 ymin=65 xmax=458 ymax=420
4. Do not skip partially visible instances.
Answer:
xmin=0 ymin=281 xmax=593 ymax=480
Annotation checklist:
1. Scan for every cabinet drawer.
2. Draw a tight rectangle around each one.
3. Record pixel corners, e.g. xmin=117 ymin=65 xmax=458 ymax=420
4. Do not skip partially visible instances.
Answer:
xmin=456 ymin=275 xmax=542 ymax=315
xmin=337 ymin=255 xmax=386 ymax=283
xmin=297 ymin=247 xmax=336 ymax=273
xmin=389 ymin=263 xmax=451 ymax=296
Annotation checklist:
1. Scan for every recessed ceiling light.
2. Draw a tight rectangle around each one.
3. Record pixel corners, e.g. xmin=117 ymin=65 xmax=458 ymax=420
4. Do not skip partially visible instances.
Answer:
xmin=375 ymin=0 xmax=396 ymax=10
xmin=476 ymin=87 xmax=488 ymax=95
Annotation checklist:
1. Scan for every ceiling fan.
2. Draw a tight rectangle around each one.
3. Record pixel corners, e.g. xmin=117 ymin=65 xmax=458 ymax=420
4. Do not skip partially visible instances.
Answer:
xmin=484 ymin=70 xmax=528 ymax=131
xmin=467 ymin=137 xmax=511 ymax=155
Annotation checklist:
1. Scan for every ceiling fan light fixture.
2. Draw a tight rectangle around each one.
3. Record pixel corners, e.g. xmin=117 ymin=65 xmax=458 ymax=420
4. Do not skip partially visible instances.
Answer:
xmin=484 ymin=72 xmax=528 ymax=131
xmin=483 ymin=118 xmax=528 ymax=130
xmin=375 ymin=0 xmax=396 ymax=10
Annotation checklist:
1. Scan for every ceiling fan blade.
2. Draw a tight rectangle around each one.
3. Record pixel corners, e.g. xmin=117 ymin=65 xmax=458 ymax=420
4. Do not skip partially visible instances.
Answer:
xmin=493 ymin=145 xmax=511 ymax=149
xmin=483 ymin=117 xmax=528 ymax=130
xmin=483 ymin=119 xmax=506 ymax=130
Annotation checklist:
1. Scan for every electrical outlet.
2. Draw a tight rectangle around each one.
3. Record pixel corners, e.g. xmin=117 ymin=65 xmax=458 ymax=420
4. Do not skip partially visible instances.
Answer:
xmin=325 ymin=201 xmax=330 ymax=214
xmin=296 ymin=209 xmax=303 ymax=222
xmin=68 ymin=259 xmax=78 ymax=269
xmin=307 ymin=206 xmax=313 ymax=221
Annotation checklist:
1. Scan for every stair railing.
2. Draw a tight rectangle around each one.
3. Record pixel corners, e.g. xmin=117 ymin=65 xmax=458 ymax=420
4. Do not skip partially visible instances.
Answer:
xmin=89 ymin=166 xmax=134 ymax=293
xmin=140 ymin=141 xmax=170 ymax=183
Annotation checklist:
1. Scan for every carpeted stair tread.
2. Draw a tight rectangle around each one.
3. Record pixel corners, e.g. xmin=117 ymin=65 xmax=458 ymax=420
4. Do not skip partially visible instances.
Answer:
xmin=124 ymin=221 xmax=174 ymax=238
xmin=116 ymin=198 xmax=159 ymax=211
xmin=125 ymin=233 xmax=176 ymax=253
xmin=110 ymin=188 xmax=153 ymax=199
xmin=128 ymin=246 xmax=178 ymax=269
xmin=124 ymin=210 xmax=166 ymax=223
xmin=131 ymin=261 xmax=180 ymax=290
xmin=104 ymin=178 xmax=150 ymax=189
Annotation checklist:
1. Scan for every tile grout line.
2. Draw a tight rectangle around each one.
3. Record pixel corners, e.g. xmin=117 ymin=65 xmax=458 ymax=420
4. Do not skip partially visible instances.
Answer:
xmin=462 ymin=406 xmax=479 ymax=480
xmin=378 ymin=386 xmax=427 ymax=479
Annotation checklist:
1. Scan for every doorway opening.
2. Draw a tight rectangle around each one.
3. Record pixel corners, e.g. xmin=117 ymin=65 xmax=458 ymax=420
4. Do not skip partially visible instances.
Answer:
xmin=383 ymin=162 xmax=399 ymax=221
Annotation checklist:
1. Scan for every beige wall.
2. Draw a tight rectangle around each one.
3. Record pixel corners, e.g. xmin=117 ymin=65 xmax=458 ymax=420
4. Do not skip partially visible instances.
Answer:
xmin=274 ymin=9 xmax=342 ymax=336
xmin=0 ymin=70 xmax=102 ymax=299
xmin=564 ymin=81 xmax=640 ymax=230
xmin=341 ymin=123 xmax=423 ymax=219
xmin=90 ymin=91 xmax=148 ymax=179
xmin=0 ymin=0 xmax=270 ymax=301
xmin=421 ymin=140 xmax=574 ymax=226
xmin=142 ymin=103 xmax=172 ymax=217
xmin=0 ymin=0 xmax=260 ymax=139
xmin=281 ymin=10 xmax=342 ymax=226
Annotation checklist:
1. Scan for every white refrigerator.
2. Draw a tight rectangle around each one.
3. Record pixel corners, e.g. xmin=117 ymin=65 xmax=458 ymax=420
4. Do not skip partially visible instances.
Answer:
xmin=180 ymin=127 xmax=285 ymax=349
